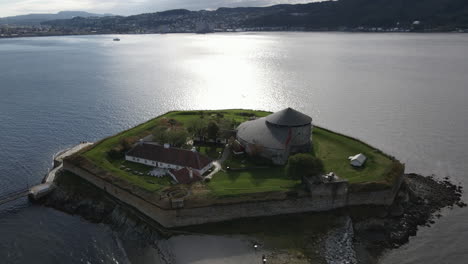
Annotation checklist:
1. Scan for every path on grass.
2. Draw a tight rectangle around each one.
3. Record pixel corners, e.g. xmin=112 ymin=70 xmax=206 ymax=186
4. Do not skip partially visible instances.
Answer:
xmin=204 ymin=145 xmax=231 ymax=180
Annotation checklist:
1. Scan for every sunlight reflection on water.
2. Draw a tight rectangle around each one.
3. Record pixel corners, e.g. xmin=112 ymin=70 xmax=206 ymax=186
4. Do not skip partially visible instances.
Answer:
xmin=0 ymin=32 xmax=468 ymax=263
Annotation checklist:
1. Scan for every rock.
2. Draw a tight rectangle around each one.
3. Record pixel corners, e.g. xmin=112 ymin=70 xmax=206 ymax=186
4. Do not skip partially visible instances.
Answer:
xmin=389 ymin=203 xmax=404 ymax=217
xmin=376 ymin=207 xmax=389 ymax=218
xmin=44 ymin=172 xmax=464 ymax=264
xmin=42 ymin=172 xmax=172 ymax=243
xmin=325 ymin=216 xmax=357 ymax=264
xmin=396 ymin=189 xmax=410 ymax=204
xmin=352 ymin=173 xmax=464 ymax=263
xmin=353 ymin=218 xmax=385 ymax=232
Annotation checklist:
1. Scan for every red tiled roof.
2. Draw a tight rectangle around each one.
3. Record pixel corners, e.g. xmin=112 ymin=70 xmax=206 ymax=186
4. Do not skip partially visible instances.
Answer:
xmin=127 ymin=143 xmax=212 ymax=170
xmin=170 ymin=168 xmax=202 ymax=184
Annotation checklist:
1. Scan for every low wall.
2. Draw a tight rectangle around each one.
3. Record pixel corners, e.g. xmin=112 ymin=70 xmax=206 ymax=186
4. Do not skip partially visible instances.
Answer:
xmin=64 ymin=160 xmax=404 ymax=228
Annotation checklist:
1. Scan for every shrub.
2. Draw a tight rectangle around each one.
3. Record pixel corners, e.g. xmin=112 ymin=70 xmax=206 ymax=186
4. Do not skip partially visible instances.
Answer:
xmin=286 ymin=153 xmax=324 ymax=180
xmin=121 ymin=136 xmax=139 ymax=151
xmin=168 ymin=119 xmax=178 ymax=126
xmin=207 ymin=121 xmax=219 ymax=140
xmin=384 ymin=160 xmax=405 ymax=184
xmin=236 ymin=112 xmax=256 ymax=117
xmin=108 ymin=145 xmax=125 ymax=159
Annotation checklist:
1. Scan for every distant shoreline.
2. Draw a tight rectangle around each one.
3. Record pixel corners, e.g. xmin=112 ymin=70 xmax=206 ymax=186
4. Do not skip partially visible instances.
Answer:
xmin=1 ymin=30 xmax=467 ymax=40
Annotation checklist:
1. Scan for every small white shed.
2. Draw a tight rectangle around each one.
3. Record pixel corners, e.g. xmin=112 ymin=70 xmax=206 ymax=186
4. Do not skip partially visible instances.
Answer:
xmin=348 ymin=153 xmax=367 ymax=167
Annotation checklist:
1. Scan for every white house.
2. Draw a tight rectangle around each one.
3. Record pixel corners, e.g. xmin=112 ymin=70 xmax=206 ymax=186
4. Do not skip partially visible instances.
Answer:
xmin=125 ymin=142 xmax=213 ymax=182
xmin=348 ymin=153 xmax=367 ymax=167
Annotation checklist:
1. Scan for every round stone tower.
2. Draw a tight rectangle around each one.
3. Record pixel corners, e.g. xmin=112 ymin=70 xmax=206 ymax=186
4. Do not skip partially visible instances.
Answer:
xmin=236 ymin=108 xmax=313 ymax=165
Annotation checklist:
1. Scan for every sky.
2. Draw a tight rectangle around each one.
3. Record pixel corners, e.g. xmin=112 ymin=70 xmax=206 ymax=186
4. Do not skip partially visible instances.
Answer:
xmin=0 ymin=0 xmax=318 ymax=17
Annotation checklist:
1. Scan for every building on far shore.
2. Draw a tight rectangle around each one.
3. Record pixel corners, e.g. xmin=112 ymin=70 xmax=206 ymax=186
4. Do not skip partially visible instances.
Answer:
xmin=125 ymin=142 xmax=213 ymax=183
xmin=236 ymin=107 xmax=313 ymax=165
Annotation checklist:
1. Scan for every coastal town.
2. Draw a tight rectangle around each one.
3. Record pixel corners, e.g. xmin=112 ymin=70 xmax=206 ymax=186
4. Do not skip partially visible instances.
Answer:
xmin=2 ymin=20 xmax=467 ymax=39
xmin=2 ymin=1 xmax=468 ymax=39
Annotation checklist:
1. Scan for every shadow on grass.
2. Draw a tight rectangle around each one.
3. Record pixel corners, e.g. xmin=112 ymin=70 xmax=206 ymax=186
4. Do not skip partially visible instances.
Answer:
xmin=226 ymin=170 xmax=241 ymax=182
xmin=248 ymin=168 xmax=285 ymax=187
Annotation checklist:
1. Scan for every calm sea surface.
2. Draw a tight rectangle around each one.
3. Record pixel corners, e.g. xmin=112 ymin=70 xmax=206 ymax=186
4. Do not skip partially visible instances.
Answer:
xmin=0 ymin=32 xmax=467 ymax=263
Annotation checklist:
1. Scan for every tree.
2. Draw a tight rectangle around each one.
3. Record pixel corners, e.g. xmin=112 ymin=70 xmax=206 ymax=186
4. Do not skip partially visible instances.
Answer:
xmin=218 ymin=118 xmax=236 ymax=139
xmin=153 ymin=125 xmax=169 ymax=144
xmin=286 ymin=153 xmax=324 ymax=180
xmin=153 ymin=123 xmax=189 ymax=147
xmin=206 ymin=121 xmax=219 ymax=140
xmin=187 ymin=118 xmax=208 ymax=138
xmin=166 ymin=129 xmax=189 ymax=147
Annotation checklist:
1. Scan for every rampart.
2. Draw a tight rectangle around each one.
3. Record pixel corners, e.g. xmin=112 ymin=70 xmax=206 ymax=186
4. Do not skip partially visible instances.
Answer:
xmin=64 ymin=158 xmax=404 ymax=228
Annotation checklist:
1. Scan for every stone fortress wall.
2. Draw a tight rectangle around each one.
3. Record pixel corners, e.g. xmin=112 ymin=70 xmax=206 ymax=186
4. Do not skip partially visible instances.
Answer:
xmin=64 ymin=160 xmax=404 ymax=228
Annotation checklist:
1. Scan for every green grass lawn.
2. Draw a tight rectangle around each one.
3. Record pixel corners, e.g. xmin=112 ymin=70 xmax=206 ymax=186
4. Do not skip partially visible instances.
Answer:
xmin=197 ymin=145 xmax=224 ymax=160
xmin=207 ymin=153 xmax=300 ymax=197
xmin=312 ymin=127 xmax=394 ymax=184
xmin=80 ymin=109 xmax=395 ymax=195
xmin=101 ymin=157 xmax=173 ymax=192
xmin=207 ymin=169 xmax=301 ymax=197
xmin=163 ymin=109 xmax=271 ymax=124
xmin=81 ymin=109 xmax=269 ymax=192
xmin=207 ymin=126 xmax=395 ymax=197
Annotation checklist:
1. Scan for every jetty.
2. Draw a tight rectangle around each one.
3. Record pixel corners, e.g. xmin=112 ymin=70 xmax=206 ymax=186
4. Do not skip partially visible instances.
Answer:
xmin=29 ymin=142 xmax=93 ymax=200
xmin=0 ymin=142 xmax=93 ymax=205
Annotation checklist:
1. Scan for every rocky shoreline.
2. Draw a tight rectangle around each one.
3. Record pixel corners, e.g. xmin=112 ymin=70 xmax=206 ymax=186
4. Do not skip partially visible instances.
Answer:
xmin=40 ymin=171 xmax=465 ymax=264
xmin=350 ymin=173 xmax=466 ymax=263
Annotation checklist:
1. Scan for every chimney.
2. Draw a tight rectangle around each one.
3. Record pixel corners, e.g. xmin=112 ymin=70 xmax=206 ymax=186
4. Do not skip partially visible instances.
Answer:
xmin=164 ymin=143 xmax=170 ymax=149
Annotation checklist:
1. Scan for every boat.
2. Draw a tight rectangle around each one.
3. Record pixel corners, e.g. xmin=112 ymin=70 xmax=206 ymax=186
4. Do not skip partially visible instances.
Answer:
xmin=113 ymin=38 xmax=120 ymax=41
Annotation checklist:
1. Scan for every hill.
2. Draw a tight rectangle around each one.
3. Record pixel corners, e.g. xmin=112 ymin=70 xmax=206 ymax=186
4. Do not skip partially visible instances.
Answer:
xmin=41 ymin=0 xmax=468 ymax=32
xmin=0 ymin=11 xmax=112 ymax=25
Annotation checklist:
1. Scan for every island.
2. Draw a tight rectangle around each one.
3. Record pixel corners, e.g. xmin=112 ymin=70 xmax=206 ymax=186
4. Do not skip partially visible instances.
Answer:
xmin=57 ymin=108 xmax=405 ymax=227
xmin=42 ymin=108 xmax=464 ymax=263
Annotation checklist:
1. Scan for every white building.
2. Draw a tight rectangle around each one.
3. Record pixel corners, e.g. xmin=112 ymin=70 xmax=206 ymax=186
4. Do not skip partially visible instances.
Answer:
xmin=125 ymin=142 xmax=213 ymax=183
xmin=348 ymin=153 xmax=367 ymax=167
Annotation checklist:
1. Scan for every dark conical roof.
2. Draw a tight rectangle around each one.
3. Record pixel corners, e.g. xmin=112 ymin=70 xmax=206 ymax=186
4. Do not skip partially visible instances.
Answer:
xmin=265 ymin=107 xmax=312 ymax=127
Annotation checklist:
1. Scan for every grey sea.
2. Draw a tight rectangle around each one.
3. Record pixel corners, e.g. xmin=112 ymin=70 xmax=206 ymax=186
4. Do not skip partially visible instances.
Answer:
xmin=0 ymin=32 xmax=468 ymax=264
